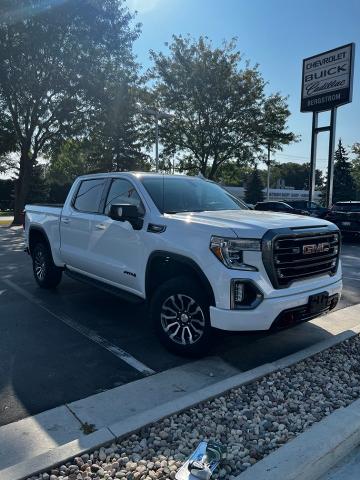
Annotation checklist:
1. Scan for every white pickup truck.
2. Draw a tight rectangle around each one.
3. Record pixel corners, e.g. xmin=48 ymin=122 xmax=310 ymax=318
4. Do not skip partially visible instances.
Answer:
xmin=25 ymin=172 xmax=342 ymax=356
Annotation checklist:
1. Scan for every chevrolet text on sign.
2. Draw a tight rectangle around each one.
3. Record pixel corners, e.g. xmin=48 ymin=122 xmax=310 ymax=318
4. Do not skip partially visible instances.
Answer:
xmin=301 ymin=43 xmax=355 ymax=112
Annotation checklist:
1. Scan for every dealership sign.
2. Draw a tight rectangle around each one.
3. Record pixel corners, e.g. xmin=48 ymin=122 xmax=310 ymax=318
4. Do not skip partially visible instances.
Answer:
xmin=301 ymin=43 xmax=355 ymax=112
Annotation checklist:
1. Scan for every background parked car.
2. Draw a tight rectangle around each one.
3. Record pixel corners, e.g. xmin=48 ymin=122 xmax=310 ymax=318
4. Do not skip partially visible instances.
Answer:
xmin=254 ymin=201 xmax=310 ymax=215
xmin=286 ymin=200 xmax=329 ymax=218
xmin=325 ymin=201 xmax=360 ymax=237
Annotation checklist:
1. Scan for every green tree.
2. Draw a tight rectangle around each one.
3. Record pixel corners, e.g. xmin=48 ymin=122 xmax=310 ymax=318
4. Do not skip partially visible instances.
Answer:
xmin=262 ymin=94 xmax=299 ymax=170
xmin=0 ymin=100 xmax=17 ymax=176
xmin=215 ymin=162 xmax=254 ymax=186
xmin=332 ymin=139 xmax=356 ymax=203
xmin=86 ymin=81 xmax=149 ymax=172
xmin=244 ymin=167 xmax=264 ymax=204
xmin=0 ymin=118 xmax=16 ymax=162
xmin=49 ymin=127 xmax=151 ymax=186
xmin=48 ymin=140 xmax=95 ymax=185
xmin=352 ymin=143 xmax=360 ymax=200
xmin=268 ymin=162 xmax=323 ymax=190
xmin=27 ymin=163 xmax=50 ymax=204
xmin=148 ymin=36 xmax=296 ymax=179
xmin=0 ymin=179 xmax=14 ymax=211
xmin=0 ymin=0 xmax=139 ymax=224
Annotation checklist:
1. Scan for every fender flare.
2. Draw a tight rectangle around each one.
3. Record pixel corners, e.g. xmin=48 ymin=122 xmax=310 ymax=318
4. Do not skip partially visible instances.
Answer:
xmin=28 ymin=226 xmax=52 ymax=256
xmin=145 ymin=250 xmax=215 ymax=305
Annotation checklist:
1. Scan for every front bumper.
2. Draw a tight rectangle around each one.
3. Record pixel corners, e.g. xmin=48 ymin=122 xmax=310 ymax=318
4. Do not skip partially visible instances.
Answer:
xmin=209 ymin=278 xmax=342 ymax=331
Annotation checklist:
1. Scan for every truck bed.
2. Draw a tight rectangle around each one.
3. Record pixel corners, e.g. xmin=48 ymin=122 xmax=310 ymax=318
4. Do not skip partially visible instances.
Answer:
xmin=30 ymin=203 xmax=64 ymax=208
xmin=25 ymin=204 xmax=63 ymax=263
xmin=25 ymin=204 xmax=63 ymax=216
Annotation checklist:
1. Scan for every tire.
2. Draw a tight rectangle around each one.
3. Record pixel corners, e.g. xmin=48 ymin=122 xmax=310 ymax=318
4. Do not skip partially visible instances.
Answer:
xmin=32 ymin=242 xmax=62 ymax=289
xmin=150 ymin=275 xmax=213 ymax=357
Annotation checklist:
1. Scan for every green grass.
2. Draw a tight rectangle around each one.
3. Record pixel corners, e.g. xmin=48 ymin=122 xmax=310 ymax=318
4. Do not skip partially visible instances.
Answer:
xmin=0 ymin=211 xmax=13 ymax=217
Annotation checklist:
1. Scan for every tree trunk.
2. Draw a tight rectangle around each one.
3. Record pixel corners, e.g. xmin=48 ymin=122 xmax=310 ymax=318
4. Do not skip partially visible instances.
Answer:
xmin=208 ymin=161 xmax=218 ymax=180
xmin=12 ymin=150 xmax=32 ymax=225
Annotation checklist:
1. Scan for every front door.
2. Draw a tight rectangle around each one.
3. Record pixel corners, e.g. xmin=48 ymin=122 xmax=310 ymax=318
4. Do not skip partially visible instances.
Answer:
xmin=87 ymin=177 xmax=147 ymax=295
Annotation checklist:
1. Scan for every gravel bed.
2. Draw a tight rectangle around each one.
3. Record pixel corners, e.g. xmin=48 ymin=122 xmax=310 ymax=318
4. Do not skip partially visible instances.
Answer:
xmin=29 ymin=335 xmax=360 ymax=480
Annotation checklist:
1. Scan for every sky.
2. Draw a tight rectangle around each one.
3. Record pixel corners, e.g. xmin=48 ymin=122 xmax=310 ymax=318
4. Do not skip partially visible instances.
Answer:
xmin=127 ymin=0 xmax=360 ymax=172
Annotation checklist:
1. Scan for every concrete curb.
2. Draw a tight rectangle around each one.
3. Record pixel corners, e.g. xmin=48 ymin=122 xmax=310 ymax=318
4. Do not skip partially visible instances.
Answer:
xmin=0 ymin=428 xmax=115 ymax=480
xmin=236 ymin=398 xmax=360 ymax=480
xmin=2 ymin=316 xmax=360 ymax=480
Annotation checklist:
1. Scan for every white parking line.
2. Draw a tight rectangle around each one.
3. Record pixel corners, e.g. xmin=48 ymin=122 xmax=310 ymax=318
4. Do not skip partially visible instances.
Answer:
xmin=3 ymin=278 xmax=155 ymax=376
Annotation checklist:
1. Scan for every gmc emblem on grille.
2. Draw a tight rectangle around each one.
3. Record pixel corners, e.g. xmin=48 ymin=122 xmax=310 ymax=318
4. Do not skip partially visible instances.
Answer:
xmin=303 ymin=242 xmax=331 ymax=255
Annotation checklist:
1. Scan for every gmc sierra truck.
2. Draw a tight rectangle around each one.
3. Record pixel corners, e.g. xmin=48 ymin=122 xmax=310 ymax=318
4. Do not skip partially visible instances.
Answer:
xmin=25 ymin=173 xmax=342 ymax=356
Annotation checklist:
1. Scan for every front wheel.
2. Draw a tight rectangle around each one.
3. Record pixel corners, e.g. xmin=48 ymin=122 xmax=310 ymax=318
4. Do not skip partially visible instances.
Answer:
xmin=32 ymin=242 xmax=62 ymax=289
xmin=150 ymin=276 xmax=213 ymax=357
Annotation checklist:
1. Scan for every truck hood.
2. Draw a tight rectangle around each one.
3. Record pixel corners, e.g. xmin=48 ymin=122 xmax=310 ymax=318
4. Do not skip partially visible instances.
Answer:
xmin=168 ymin=210 xmax=331 ymax=237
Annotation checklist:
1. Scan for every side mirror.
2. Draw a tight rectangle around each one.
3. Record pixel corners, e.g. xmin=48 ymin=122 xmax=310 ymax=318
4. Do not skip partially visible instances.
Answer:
xmin=108 ymin=204 xmax=143 ymax=230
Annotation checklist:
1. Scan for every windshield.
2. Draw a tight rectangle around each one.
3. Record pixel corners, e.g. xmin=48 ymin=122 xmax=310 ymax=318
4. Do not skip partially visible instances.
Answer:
xmin=141 ymin=176 xmax=248 ymax=214
xmin=334 ymin=203 xmax=360 ymax=212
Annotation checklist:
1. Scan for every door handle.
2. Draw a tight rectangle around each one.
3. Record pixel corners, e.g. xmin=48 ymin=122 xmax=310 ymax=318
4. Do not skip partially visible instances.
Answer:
xmin=62 ymin=218 xmax=70 ymax=224
xmin=95 ymin=224 xmax=106 ymax=230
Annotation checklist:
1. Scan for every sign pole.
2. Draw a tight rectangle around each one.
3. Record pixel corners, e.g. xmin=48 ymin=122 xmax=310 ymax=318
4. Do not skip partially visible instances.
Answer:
xmin=309 ymin=112 xmax=318 ymax=203
xmin=326 ymin=107 xmax=337 ymax=208
xmin=301 ymin=43 xmax=354 ymax=206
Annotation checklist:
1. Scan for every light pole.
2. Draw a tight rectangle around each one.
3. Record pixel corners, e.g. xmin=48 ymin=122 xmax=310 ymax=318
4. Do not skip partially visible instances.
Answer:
xmin=266 ymin=144 xmax=272 ymax=200
xmin=139 ymin=107 xmax=173 ymax=172
xmin=265 ymin=144 xmax=278 ymax=200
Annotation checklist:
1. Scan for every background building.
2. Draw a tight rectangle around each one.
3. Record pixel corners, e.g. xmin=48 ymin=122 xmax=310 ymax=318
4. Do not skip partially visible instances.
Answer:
xmin=225 ymin=186 xmax=322 ymax=202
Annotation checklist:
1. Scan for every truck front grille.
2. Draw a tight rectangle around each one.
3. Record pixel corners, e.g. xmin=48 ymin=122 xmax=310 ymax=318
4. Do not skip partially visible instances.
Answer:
xmin=262 ymin=227 xmax=340 ymax=289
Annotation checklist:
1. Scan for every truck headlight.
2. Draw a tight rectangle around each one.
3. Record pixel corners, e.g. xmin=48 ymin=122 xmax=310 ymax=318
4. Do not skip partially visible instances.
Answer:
xmin=210 ymin=236 xmax=260 ymax=270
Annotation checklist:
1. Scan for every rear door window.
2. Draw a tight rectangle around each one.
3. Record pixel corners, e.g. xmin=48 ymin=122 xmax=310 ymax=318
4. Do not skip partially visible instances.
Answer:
xmin=73 ymin=179 xmax=106 ymax=213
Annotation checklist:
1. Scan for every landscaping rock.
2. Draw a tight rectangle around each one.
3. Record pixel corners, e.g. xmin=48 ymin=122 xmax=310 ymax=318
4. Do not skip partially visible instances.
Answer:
xmin=32 ymin=336 xmax=360 ymax=480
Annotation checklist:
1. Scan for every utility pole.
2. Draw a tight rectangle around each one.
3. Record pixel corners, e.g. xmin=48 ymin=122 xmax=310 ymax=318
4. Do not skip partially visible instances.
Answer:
xmin=155 ymin=111 xmax=159 ymax=172
xmin=137 ymin=105 xmax=173 ymax=173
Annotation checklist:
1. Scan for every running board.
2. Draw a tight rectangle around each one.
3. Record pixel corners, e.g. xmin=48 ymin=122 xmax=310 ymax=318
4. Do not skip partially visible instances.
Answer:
xmin=65 ymin=269 xmax=144 ymax=304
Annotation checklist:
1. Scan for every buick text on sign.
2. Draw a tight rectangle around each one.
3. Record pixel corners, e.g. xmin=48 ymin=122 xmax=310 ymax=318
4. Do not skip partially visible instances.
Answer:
xmin=301 ymin=43 xmax=355 ymax=112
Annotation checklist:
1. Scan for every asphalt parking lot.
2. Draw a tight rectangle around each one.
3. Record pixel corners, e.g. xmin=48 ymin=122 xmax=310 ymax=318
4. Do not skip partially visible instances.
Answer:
xmin=1 ymin=226 xmax=360 ymax=429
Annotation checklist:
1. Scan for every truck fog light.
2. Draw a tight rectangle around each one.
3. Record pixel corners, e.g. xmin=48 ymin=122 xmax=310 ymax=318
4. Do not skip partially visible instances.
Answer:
xmin=234 ymin=282 xmax=244 ymax=303
xmin=231 ymin=280 xmax=263 ymax=310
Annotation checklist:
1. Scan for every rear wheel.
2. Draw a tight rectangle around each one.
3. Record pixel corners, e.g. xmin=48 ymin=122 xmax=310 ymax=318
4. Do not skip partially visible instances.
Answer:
xmin=151 ymin=276 xmax=213 ymax=357
xmin=32 ymin=242 xmax=62 ymax=289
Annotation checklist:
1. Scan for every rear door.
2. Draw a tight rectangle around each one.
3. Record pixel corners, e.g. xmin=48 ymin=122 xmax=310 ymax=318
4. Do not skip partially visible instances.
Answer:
xmin=60 ymin=177 xmax=107 ymax=272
